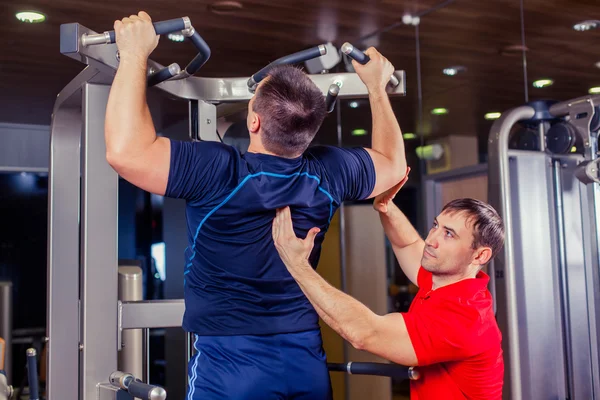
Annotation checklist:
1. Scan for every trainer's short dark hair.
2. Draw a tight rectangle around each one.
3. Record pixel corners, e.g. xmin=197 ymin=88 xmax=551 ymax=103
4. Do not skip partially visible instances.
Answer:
xmin=252 ymin=65 xmax=326 ymax=157
xmin=441 ymin=198 xmax=505 ymax=260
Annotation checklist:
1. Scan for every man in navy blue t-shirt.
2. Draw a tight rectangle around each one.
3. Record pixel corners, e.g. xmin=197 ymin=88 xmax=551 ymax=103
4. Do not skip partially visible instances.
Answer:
xmin=105 ymin=11 xmax=407 ymax=399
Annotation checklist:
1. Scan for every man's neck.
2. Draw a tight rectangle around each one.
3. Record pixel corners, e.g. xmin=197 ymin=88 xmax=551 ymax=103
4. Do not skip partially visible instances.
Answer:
xmin=246 ymin=138 xmax=300 ymax=158
xmin=431 ymin=269 xmax=478 ymax=290
xmin=246 ymin=142 xmax=279 ymax=156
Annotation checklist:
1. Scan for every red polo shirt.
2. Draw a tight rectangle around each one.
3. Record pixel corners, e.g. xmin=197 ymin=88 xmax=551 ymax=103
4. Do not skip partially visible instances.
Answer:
xmin=402 ymin=267 xmax=503 ymax=399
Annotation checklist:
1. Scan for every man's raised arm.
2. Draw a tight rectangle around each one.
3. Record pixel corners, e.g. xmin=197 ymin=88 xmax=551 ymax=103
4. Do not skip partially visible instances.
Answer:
xmin=104 ymin=11 xmax=171 ymax=196
xmin=352 ymin=48 xmax=407 ymax=198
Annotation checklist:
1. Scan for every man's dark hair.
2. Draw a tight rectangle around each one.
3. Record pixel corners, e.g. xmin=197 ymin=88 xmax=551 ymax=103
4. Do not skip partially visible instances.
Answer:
xmin=252 ymin=65 xmax=326 ymax=157
xmin=441 ymin=198 xmax=505 ymax=260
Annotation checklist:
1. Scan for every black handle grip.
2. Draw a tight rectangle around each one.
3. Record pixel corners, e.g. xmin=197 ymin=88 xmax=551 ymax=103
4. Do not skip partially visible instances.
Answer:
xmin=248 ymin=45 xmax=327 ymax=90
xmin=128 ymin=379 xmax=167 ymax=400
xmin=184 ymin=30 xmax=212 ymax=75
xmin=326 ymin=84 xmax=340 ymax=114
xmin=148 ymin=63 xmax=181 ymax=87
xmin=26 ymin=348 xmax=39 ymax=400
xmin=341 ymin=43 xmax=370 ymax=65
xmin=341 ymin=42 xmax=400 ymax=88
xmin=328 ymin=362 xmax=418 ymax=380
xmin=107 ymin=17 xmax=188 ymax=43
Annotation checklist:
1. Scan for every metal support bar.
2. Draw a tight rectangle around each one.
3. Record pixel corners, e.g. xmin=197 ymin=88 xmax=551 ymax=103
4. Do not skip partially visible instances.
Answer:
xmin=119 ymin=300 xmax=185 ymax=330
xmin=81 ymin=83 xmax=119 ymax=399
xmin=118 ymin=267 xmax=143 ymax=379
xmin=0 ymin=283 xmax=11 ymax=384
xmin=59 ymin=23 xmax=406 ymax=103
xmin=46 ymin=75 xmax=87 ymax=400
xmin=487 ymin=105 xmax=536 ymax=400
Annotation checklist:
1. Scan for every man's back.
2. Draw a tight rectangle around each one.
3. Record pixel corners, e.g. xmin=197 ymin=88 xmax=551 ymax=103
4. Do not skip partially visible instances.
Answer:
xmin=165 ymin=140 xmax=375 ymax=336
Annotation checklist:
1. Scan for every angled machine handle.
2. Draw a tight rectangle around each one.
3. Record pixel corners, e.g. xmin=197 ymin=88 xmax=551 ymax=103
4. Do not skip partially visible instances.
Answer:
xmin=81 ymin=16 xmax=211 ymax=86
xmin=325 ymin=84 xmax=340 ymax=113
xmin=247 ymin=45 xmax=328 ymax=91
xmin=341 ymin=42 xmax=400 ymax=88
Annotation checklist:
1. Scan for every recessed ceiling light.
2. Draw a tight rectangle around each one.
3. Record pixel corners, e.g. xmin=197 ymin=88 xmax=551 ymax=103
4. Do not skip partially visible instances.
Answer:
xmin=208 ymin=0 xmax=243 ymax=14
xmin=573 ymin=20 xmax=600 ymax=31
xmin=443 ymin=66 xmax=466 ymax=76
xmin=533 ymin=79 xmax=553 ymax=88
xmin=499 ymin=44 xmax=528 ymax=57
xmin=349 ymin=101 xmax=359 ymax=109
xmin=485 ymin=112 xmax=502 ymax=120
xmin=403 ymin=133 xmax=416 ymax=140
xmin=351 ymin=128 xmax=368 ymax=136
xmin=167 ymin=33 xmax=185 ymax=42
xmin=16 ymin=11 xmax=46 ymax=23
xmin=571 ymin=146 xmax=577 ymax=153
xmin=431 ymin=108 xmax=448 ymax=115
xmin=589 ymin=87 xmax=600 ymax=94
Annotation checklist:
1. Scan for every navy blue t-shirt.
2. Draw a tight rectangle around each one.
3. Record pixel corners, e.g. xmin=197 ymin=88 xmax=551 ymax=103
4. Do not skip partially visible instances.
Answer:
xmin=165 ymin=139 xmax=376 ymax=336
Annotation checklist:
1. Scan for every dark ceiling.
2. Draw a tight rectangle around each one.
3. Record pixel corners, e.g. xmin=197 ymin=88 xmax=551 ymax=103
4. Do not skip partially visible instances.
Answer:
xmin=1 ymin=0 xmax=599 ymax=153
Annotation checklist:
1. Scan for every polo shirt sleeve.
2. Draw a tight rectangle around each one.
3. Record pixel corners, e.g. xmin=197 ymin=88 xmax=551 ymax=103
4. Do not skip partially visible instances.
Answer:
xmin=165 ymin=139 xmax=235 ymax=206
xmin=306 ymin=146 xmax=376 ymax=201
xmin=402 ymin=298 xmax=488 ymax=365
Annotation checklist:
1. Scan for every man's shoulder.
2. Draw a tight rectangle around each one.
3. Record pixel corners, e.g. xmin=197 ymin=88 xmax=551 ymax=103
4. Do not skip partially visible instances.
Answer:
xmin=304 ymin=145 xmax=368 ymax=160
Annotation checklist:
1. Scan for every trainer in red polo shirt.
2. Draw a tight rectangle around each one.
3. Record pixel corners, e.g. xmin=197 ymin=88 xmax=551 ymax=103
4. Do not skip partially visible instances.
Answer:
xmin=269 ymin=170 xmax=506 ymax=400
xmin=403 ymin=266 xmax=503 ymax=399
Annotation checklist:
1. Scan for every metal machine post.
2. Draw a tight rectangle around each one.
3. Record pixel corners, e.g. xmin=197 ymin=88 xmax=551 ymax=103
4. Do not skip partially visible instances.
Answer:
xmin=118 ymin=266 xmax=144 ymax=381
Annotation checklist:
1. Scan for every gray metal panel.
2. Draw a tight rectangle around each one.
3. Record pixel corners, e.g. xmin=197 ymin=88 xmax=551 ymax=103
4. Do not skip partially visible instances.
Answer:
xmin=46 ymin=98 xmax=82 ymax=399
xmin=0 ymin=282 xmax=12 ymax=383
xmin=120 ymin=300 xmax=185 ymax=329
xmin=81 ymin=83 xmax=118 ymax=400
xmin=97 ymin=384 xmax=133 ymax=400
xmin=0 ymin=123 xmax=49 ymax=169
xmin=153 ymin=70 xmax=407 ymax=102
xmin=558 ymin=156 xmax=595 ymax=399
xmin=508 ymin=150 xmax=566 ymax=400
xmin=423 ymin=178 xmax=439 ymax=232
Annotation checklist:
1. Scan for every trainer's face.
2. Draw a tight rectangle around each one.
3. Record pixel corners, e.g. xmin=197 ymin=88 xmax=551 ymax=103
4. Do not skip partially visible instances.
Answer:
xmin=421 ymin=211 xmax=477 ymax=276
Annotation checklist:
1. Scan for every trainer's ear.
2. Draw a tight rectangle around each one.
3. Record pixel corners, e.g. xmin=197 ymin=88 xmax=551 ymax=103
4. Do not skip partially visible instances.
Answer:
xmin=473 ymin=246 xmax=492 ymax=266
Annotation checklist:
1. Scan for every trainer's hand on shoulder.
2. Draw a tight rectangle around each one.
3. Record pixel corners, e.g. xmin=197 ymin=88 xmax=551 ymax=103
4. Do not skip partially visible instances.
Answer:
xmin=114 ymin=11 xmax=159 ymax=65
xmin=272 ymin=207 xmax=320 ymax=271
xmin=373 ymin=167 xmax=410 ymax=214
xmin=352 ymin=47 xmax=395 ymax=95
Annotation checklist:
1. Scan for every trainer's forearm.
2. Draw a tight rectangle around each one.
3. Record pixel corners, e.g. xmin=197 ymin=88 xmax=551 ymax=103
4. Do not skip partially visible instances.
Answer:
xmin=105 ymin=57 xmax=157 ymax=159
xmin=369 ymin=90 xmax=406 ymax=172
xmin=290 ymin=261 xmax=377 ymax=348
xmin=379 ymin=202 xmax=421 ymax=248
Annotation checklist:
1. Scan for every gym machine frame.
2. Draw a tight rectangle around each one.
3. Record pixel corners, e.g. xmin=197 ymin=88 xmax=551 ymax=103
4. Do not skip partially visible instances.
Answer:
xmin=48 ymin=16 xmax=413 ymax=400
xmin=489 ymin=95 xmax=600 ymax=399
